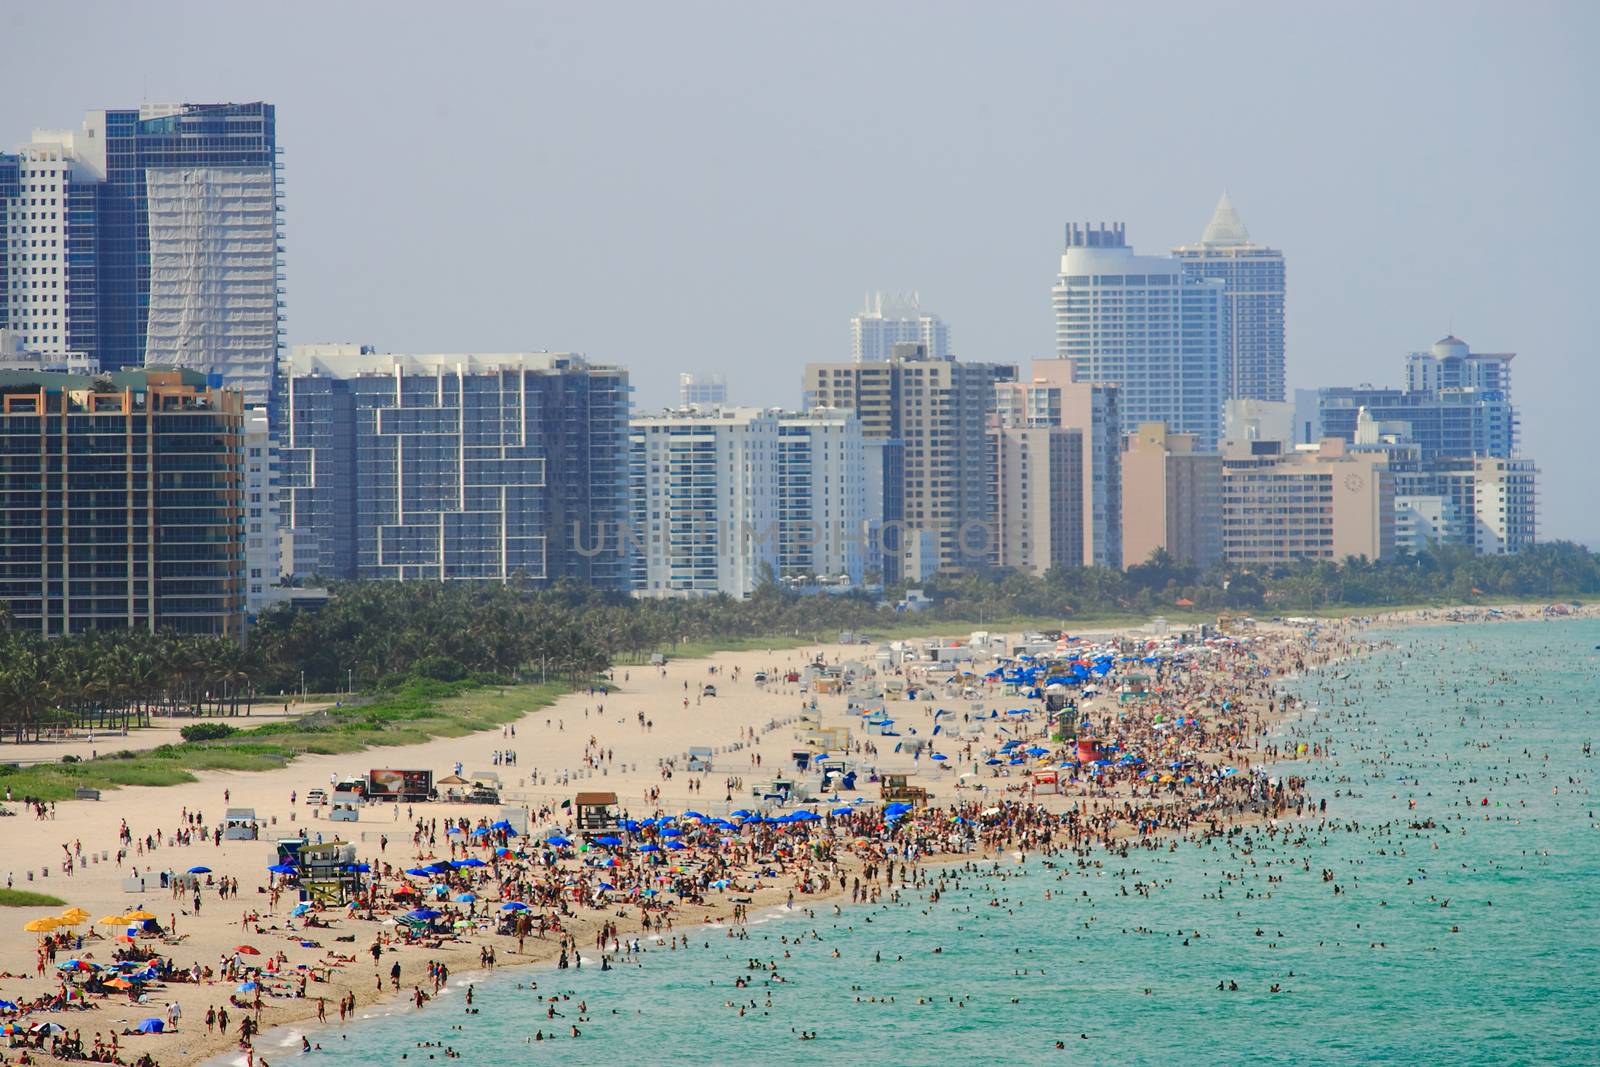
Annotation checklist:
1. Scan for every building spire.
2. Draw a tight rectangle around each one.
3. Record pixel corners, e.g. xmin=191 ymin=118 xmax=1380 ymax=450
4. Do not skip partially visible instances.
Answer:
xmin=1200 ymin=191 xmax=1250 ymax=246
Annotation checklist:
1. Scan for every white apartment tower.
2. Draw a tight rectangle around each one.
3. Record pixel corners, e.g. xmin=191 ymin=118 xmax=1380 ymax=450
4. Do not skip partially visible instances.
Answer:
xmin=243 ymin=406 xmax=283 ymax=613
xmin=851 ymin=292 xmax=951 ymax=362
xmin=630 ymin=407 xmax=780 ymax=598
xmin=1172 ymin=194 xmax=1287 ymax=403
xmin=776 ymin=408 xmax=869 ymax=587
xmin=1053 ymin=222 xmax=1227 ymax=449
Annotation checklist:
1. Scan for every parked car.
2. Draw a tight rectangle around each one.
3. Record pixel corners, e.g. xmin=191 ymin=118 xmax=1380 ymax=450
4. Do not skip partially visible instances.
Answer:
xmin=305 ymin=788 xmax=328 ymax=806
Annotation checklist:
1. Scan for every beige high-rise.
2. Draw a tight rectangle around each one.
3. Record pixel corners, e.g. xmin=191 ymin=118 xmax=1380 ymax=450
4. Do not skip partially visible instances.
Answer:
xmin=1122 ymin=423 xmax=1222 ymax=570
xmin=990 ymin=424 xmax=1084 ymax=577
xmin=1220 ymin=438 xmax=1394 ymax=564
xmin=993 ymin=359 xmax=1122 ymax=569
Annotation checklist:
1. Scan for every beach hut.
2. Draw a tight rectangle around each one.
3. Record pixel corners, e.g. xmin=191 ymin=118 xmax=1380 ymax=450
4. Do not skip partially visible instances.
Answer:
xmin=1031 ymin=769 xmax=1063 ymax=796
xmin=222 ymin=809 xmax=259 ymax=841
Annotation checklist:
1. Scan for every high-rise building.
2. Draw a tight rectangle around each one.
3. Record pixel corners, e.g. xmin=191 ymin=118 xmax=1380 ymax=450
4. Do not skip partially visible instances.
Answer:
xmin=1053 ymin=222 xmax=1227 ymax=448
xmin=1121 ymin=422 xmax=1222 ymax=571
xmin=1317 ymin=336 xmax=1518 ymax=462
xmin=990 ymin=422 xmax=1083 ymax=577
xmin=678 ymin=372 xmax=728 ymax=408
xmin=851 ymin=293 xmax=951 ymax=362
xmin=0 ymin=329 xmax=97 ymax=374
xmin=804 ymin=345 xmax=1014 ymax=575
xmin=1 ymin=103 xmax=282 ymax=404
xmin=1172 ymin=194 xmax=1287 ymax=403
xmin=630 ymin=407 xmax=780 ymax=598
xmin=1220 ymin=437 xmax=1394 ymax=565
xmin=993 ymin=360 xmax=1122 ymax=569
xmin=277 ymin=346 xmax=631 ymax=588
xmin=0 ymin=368 xmax=244 ymax=636
xmin=243 ymin=407 xmax=282 ymax=614
xmin=776 ymin=408 xmax=870 ymax=586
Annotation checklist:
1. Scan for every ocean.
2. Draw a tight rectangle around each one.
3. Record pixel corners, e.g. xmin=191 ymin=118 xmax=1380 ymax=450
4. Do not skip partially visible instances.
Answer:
xmin=236 ymin=619 xmax=1600 ymax=1066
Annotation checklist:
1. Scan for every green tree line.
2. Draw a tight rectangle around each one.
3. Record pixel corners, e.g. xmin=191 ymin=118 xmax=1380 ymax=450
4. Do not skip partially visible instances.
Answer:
xmin=1 ymin=541 xmax=1594 ymax=742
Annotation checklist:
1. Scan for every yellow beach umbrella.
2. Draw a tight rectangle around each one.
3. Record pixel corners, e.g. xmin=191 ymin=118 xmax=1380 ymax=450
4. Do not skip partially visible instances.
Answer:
xmin=59 ymin=907 xmax=91 ymax=922
xmin=23 ymin=917 xmax=60 ymax=932
xmin=98 ymin=915 xmax=128 ymax=926
xmin=122 ymin=910 xmax=157 ymax=922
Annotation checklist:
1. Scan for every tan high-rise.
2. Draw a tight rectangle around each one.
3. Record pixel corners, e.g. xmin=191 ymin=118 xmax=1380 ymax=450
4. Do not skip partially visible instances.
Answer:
xmin=1122 ymin=422 xmax=1222 ymax=570
xmin=1220 ymin=438 xmax=1394 ymax=564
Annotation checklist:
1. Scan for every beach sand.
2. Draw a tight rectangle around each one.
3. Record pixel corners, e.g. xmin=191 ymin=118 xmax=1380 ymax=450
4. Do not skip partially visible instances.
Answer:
xmin=0 ymin=603 xmax=1585 ymax=1067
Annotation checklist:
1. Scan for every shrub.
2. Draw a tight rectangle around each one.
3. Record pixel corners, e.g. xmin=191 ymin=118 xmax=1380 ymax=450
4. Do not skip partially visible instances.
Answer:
xmin=180 ymin=722 xmax=239 ymax=743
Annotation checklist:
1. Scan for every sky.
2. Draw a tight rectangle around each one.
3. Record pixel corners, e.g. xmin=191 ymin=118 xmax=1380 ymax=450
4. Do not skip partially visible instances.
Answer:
xmin=3 ymin=1 xmax=1595 ymax=542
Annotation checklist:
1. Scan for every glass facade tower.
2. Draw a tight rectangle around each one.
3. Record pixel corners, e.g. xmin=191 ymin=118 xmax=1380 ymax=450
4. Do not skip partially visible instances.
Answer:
xmin=277 ymin=347 xmax=631 ymax=588
xmin=1 ymin=103 xmax=281 ymax=404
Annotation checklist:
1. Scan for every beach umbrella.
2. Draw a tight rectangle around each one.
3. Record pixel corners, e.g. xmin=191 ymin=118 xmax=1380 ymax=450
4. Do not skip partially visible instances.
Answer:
xmin=23 ymin=918 xmax=59 ymax=932
xmin=830 ymin=807 xmax=853 ymax=816
xmin=546 ymin=835 xmax=572 ymax=847
xmin=347 ymin=863 xmax=372 ymax=873
xmin=404 ymin=908 xmax=442 ymax=921
xmin=500 ymin=902 xmax=529 ymax=912
xmin=453 ymin=893 xmax=477 ymax=903
xmin=596 ymin=836 xmax=623 ymax=847
xmin=392 ymin=885 xmax=417 ymax=897
xmin=187 ymin=866 xmax=213 ymax=874
xmin=135 ymin=1018 xmax=165 ymax=1034
xmin=98 ymin=915 xmax=128 ymax=926
xmin=104 ymin=978 xmax=133 ymax=990
xmin=931 ymin=753 xmax=948 ymax=761
xmin=446 ymin=826 xmax=463 ymax=835
xmin=58 ymin=908 xmax=91 ymax=922
xmin=123 ymin=910 xmax=157 ymax=921
xmin=405 ymin=867 xmax=432 ymax=877
xmin=426 ymin=862 xmax=454 ymax=874
xmin=266 ymin=864 xmax=297 ymax=875
xmin=665 ymin=841 xmax=687 ymax=850
xmin=459 ymin=858 xmax=487 ymax=868
xmin=491 ymin=821 xmax=518 ymax=835
xmin=31 ymin=1023 xmax=67 ymax=1037
xmin=0 ymin=1000 xmax=16 ymax=1011
xmin=237 ymin=981 xmax=260 ymax=993
xmin=235 ymin=945 xmax=261 ymax=955
xmin=659 ymin=828 xmax=682 ymax=837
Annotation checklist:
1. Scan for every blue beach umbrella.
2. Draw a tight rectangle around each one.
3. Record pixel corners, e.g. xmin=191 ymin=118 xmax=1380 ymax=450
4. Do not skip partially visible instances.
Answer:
xmin=596 ymin=836 xmax=623 ymax=847
xmin=546 ymin=836 xmax=572 ymax=847
xmin=187 ymin=866 xmax=212 ymax=874
xmin=266 ymin=864 xmax=296 ymax=874
xmin=500 ymin=902 xmax=529 ymax=912
xmin=136 ymin=1018 xmax=164 ymax=1034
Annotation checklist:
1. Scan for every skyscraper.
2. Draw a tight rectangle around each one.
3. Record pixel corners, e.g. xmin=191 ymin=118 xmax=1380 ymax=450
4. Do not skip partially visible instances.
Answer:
xmin=1 ymin=103 xmax=282 ymax=404
xmin=776 ymin=408 xmax=870 ymax=586
xmin=1172 ymin=194 xmax=1287 ymax=403
xmin=630 ymin=407 xmax=780 ymax=598
xmin=992 ymin=359 xmax=1122 ymax=569
xmin=0 ymin=368 xmax=245 ymax=636
xmin=1053 ymin=222 xmax=1227 ymax=448
xmin=678 ymin=372 xmax=728 ymax=407
xmin=851 ymin=292 xmax=951 ymax=362
xmin=277 ymin=346 xmax=631 ymax=588
xmin=804 ymin=346 xmax=1014 ymax=575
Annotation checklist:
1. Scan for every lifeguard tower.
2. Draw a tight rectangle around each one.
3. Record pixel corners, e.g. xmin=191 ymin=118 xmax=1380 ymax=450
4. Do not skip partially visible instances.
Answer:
xmin=880 ymin=773 xmax=929 ymax=807
xmin=297 ymin=841 xmax=364 ymax=905
xmin=573 ymin=792 xmax=621 ymax=839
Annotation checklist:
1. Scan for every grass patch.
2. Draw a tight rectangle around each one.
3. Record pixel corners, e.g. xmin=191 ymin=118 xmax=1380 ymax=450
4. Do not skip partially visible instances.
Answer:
xmin=0 ymin=679 xmax=572 ymax=803
xmin=0 ymin=889 xmax=67 ymax=907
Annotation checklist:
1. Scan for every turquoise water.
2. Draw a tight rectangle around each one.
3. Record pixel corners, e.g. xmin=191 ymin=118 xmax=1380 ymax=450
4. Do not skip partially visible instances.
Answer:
xmin=247 ymin=620 xmax=1600 ymax=1066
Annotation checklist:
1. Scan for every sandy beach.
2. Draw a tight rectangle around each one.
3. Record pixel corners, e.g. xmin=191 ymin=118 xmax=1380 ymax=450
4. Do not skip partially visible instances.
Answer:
xmin=0 ymin=602 xmax=1587 ymax=1067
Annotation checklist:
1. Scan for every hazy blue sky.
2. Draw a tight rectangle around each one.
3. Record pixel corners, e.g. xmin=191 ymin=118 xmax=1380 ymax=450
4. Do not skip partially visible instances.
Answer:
xmin=4 ymin=2 xmax=1595 ymax=541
